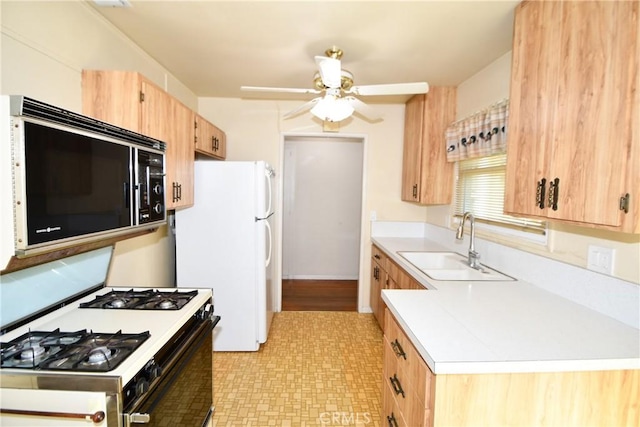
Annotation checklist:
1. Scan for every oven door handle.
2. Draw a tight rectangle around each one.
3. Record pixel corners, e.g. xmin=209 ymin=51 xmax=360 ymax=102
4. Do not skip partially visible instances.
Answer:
xmin=125 ymin=412 xmax=151 ymax=424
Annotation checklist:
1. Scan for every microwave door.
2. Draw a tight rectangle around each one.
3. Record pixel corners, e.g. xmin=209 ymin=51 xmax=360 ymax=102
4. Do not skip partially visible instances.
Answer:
xmin=22 ymin=122 xmax=134 ymax=245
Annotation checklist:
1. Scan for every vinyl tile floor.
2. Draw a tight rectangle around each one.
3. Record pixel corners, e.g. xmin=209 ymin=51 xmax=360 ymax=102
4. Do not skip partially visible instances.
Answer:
xmin=211 ymin=311 xmax=383 ymax=427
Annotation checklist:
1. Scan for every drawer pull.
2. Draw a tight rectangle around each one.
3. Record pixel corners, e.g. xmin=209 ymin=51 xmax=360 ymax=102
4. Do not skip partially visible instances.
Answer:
xmin=391 ymin=339 xmax=406 ymax=360
xmin=387 ymin=412 xmax=399 ymax=427
xmin=374 ymin=254 xmax=381 ymax=260
xmin=389 ymin=374 xmax=405 ymax=398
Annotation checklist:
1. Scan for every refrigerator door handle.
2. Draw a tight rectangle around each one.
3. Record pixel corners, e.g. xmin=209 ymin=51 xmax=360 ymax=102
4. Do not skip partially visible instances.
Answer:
xmin=255 ymin=211 xmax=274 ymax=222
xmin=265 ymin=168 xmax=273 ymax=216
xmin=264 ymin=219 xmax=272 ymax=267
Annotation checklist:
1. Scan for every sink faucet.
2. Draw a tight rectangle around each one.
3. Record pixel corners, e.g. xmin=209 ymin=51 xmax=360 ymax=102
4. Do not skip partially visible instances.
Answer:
xmin=456 ymin=212 xmax=481 ymax=270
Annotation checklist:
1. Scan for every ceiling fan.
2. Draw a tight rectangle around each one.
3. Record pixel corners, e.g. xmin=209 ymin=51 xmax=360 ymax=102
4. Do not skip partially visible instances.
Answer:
xmin=240 ymin=47 xmax=429 ymax=122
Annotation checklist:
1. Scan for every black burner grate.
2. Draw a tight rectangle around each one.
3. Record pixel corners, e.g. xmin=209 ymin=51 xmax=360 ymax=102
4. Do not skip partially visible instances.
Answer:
xmin=0 ymin=329 xmax=149 ymax=372
xmin=79 ymin=289 xmax=197 ymax=310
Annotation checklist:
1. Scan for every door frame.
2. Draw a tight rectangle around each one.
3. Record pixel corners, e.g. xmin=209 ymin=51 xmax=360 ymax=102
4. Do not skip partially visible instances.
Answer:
xmin=276 ymin=132 xmax=369 ymax=312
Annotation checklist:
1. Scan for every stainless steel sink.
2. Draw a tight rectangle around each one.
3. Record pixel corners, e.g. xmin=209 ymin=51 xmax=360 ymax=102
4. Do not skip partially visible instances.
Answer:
xmin=397 ymin=251 xmax=515 ymax=281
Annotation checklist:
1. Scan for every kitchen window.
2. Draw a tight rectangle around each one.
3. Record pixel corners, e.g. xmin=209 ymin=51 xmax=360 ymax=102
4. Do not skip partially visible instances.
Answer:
xmin=454 ymin=153 xmax=547 ymax=239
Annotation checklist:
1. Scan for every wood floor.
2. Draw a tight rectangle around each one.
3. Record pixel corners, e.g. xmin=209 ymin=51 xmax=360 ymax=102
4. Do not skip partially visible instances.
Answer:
xmin=281 ymin=279 xmax=358 ymax=311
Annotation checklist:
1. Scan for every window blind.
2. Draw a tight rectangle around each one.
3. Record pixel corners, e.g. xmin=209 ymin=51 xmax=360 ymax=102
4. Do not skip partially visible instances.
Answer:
xmin=454 ymin=153 xmax=546 ymax=234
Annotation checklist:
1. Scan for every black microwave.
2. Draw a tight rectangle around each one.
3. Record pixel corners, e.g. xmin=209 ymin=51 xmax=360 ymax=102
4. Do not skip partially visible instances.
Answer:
xmin=9 ymin=96 xmax=166 ymax=257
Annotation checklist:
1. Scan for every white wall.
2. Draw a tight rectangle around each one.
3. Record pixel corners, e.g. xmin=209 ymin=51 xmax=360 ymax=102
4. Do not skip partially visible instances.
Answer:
xmin=426 ymin=52 xmax=640 ymax=285
xmin=0 ymin=0 xmax=196 ymax=287
xmin=198 ymin=98 xmax=429 ymax=311
xmin=282 ymin=136 xmax=363 ymax=280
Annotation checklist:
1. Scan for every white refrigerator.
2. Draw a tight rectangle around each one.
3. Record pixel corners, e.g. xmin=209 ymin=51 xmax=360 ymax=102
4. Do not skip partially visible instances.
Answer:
xmin=175 ymin=160 xmax=275 ymax=351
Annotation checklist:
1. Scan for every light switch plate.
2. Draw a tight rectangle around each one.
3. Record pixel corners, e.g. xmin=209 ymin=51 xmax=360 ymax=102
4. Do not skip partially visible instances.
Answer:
xmin=587 ymin=245 xmax=615 ymax=275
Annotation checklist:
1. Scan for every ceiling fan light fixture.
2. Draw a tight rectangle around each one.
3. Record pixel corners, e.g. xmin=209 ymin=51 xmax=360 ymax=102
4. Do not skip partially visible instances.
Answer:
xmin=310 ymin=95 xmax=354 ymax=122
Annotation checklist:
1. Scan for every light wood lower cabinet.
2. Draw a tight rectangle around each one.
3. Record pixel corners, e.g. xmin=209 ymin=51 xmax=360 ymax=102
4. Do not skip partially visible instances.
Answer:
xmin=384 ymin=308 xmax=434 ymax=427
xmin=383 ymin=308 xmax=639 ymax=426
xmin=371 ymin=245 xmax=423 ymax=329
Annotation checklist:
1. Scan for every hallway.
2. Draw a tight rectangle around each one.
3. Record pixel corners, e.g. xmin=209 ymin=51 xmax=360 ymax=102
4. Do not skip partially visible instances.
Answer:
xmin=282 ymin=279 xmax=358 ymax=311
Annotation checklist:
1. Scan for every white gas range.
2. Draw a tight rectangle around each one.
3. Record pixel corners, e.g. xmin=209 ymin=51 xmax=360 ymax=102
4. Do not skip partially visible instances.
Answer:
xmin=0 ymin=249 xmax=218 ymax=427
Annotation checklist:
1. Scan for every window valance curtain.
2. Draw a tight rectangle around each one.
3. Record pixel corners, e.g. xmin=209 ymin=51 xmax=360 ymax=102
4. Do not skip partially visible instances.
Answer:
xmin=445 ymin=99 xmax=509 ymax=162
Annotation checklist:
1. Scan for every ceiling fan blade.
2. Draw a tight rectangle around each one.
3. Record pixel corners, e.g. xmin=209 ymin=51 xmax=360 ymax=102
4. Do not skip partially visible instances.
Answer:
xmin=283 ymin=97 xmax=321 ymax=119
xmin=314 ymin=56 xmax=341 ymax=88
xmin=348 ymin=82 xmax=429 ymax=96
xmin=241 ymin=86 xmax=321 ymax=95
xmin=344 ymin=96 xmax=382 ymax=122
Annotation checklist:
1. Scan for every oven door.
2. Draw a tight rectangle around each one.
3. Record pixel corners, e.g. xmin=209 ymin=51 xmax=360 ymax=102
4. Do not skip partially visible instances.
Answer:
xmin=124 ymin=316 xmax=220 ymax=427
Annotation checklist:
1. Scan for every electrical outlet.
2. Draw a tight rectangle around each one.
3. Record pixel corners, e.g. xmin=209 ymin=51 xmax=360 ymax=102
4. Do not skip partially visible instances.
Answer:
xmin=587 ymin=245 xmax=615 ymax=275
xmin=370 ymin=211 xmax=377 ymax=221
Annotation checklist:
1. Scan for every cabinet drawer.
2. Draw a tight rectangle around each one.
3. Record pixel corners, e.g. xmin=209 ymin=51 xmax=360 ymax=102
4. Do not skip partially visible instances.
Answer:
xmin=383 ymin=376 xmax=407 ymax=427
xmin=372 ymin=245 xmax=386 ymax=266
xmin=384 ymin=337 xmax=428 ymax=427
xmin=384 ymin=309 xmax=430 ymax=405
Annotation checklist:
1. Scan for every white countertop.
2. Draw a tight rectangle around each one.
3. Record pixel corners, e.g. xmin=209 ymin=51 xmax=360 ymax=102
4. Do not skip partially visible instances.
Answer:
xmin=374 ymin=237 xmax=640 ymax=375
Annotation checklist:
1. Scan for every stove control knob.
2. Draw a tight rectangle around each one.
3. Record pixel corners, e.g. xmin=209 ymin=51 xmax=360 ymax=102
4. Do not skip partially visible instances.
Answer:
xmin=153 ymin=203 xmax=163 ymax=214
xmin=135 ymin=379 xmax=149 ymax=397
xmin=153 ymin=184 xmax=162 ymax=195
xmin=149 ymin=364 xmax=163 ymax=380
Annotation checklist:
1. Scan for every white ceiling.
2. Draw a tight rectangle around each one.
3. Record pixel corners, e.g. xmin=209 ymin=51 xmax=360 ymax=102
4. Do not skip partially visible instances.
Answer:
xmin=89 ymin=0 xmax=520 ymax=103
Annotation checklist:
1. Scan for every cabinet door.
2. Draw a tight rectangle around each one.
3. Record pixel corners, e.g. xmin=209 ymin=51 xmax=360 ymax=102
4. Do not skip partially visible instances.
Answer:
xmin=370 ymin=258 xmax=383 ymax=327
xmin=211 ymin=125 xmax=227 ymax=159
xmin=505 ymin=0 xmax=639 ymax=229
xmin=82 ymin=70 xmax=142 ymax=132
xmin=195 ymin=115 xmax=226 ymax=160
xmin=401 ymin=95 xmax=425 ymax=202
xmin=418 ymin=86 xmax=456 ymax=205
xmin=169 ymin=98 xmax=195 ymax=208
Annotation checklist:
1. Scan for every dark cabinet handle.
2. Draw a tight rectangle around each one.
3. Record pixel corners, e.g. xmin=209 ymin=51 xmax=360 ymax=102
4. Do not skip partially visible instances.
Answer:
xmin=172 ymin=182 xmax=182 ymax=203
xmin=387 ymin=412 xmax=399 ymax=427
xmin=373 ymin=266 xmax=380 ymax=281
xmin=374 ymin=254 xmax=381 ymax=260
xmin=536 ymin=178 xmax=546 ymax=209
xmin=412 ymin=184 xmax=418 ymax=199
xmin=389 ymin=374 xmax=405 ymax=398
xmin=548 ymin=177 xmax=559 ymax=211
xmin=620 ymin=193 xmax=630 ymax=213
xmin=391 ymin=339 xmax=406 ymax=360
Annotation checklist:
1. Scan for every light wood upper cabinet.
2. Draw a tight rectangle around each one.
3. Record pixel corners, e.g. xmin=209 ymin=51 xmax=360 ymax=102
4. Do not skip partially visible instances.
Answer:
xmin=401 ymin=87 xmax=457 ymax=205
xmin=82 ymin=70 xmax=195 ymax=210
xmin=504 ymin=0 xmax=640 ymax=233
xmin=195 ymin=114 xmax=226 ymax=160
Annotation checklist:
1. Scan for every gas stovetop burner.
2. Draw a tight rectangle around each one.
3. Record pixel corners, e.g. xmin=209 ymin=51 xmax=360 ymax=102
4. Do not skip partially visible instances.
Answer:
xmin=0 ymin=329 xmax=149 ymax=372
xmin=85 ymin=346 xmax=116 ymax=365
xmin=79 ymin=289 xmax=198 ymax=310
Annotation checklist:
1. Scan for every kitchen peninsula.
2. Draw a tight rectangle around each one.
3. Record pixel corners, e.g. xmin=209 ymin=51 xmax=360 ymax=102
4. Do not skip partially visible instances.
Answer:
xmin=373 ymin=223 xmax=639 ymax=427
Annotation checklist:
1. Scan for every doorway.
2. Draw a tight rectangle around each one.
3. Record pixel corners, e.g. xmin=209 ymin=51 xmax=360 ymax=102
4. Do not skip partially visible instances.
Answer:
xmin=281 ymin=135 xmax=364 ymax=311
